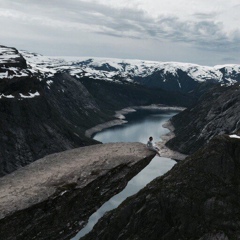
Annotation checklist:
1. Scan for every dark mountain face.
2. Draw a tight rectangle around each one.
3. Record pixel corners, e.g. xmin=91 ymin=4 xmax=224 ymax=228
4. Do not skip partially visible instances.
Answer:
xmin=0 ymin=72 xmax=113 ymax=177
xmin=79 ymin=77 xmax=194 ymax=110
xmin=134 ymin=69 xmax=201 ymax=93
xmin=82 ymin=135 xmax=240 ymax=240
xmin=166 ymin=84 xmax=240 ymax=154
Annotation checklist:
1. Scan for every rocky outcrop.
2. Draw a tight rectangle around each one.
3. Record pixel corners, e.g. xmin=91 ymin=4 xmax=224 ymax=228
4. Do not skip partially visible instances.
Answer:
xmin=82 ymin=135 xmax=240 ymax=240
xmin=0 ymin=142 xmax=155 ymax=240
xmin=166 ymin=84 xmax=240 ymax=154
xmin=0 ymin=45 xmax=27 ymax=68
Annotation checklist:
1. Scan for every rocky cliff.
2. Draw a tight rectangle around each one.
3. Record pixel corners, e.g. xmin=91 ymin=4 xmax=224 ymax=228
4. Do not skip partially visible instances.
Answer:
xmin=0 ymin=142 xmax=155 ymax=240
xmin=0 ymin=71 xmax=114 ymax=177
xmin=166 ymin=84 xmax=240 ymax=154
xmin=0 ymin=45 xmax=27 ymax=69
xmin=82 ymin=135 xmax=240 ymax=240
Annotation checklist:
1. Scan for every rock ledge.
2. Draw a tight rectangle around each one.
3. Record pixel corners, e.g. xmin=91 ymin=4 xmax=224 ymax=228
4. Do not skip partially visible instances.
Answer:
xmin=0 ymin=142 xmax=155 ymax=240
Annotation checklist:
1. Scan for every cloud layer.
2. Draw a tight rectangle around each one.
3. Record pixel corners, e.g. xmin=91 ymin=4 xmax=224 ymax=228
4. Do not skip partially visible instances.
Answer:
xmin=0 ymin=0 xmax=240 ymax=65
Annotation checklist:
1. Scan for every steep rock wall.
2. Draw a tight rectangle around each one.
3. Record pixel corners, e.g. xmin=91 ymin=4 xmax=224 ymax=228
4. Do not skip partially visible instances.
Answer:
xmin=166 ymin=84 xmax=240 ymax=154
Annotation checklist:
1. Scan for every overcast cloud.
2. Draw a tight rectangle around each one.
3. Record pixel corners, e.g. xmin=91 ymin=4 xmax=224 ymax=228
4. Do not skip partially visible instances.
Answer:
xmin=1 ymin=0 xmax=240 ymax=65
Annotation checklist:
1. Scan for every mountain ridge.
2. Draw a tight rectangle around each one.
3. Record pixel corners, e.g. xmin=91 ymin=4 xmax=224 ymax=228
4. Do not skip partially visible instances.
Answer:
xmin=1 ymin=44 xmax=240 ymax=96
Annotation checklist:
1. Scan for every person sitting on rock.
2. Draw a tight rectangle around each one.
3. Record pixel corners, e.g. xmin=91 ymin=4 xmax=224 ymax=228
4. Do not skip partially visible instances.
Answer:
xmin=147 ymin=136 xmax=161 ymax=156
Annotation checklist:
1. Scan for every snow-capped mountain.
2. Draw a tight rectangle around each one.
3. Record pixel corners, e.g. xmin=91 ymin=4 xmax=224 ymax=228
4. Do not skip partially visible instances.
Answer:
xmin=0 ymin=45 xmax=38 ymax=79
xmin=20 ymin=50 xmax=240 ymax=93
xmin=1 ymin=45 xmax=240 ymax=96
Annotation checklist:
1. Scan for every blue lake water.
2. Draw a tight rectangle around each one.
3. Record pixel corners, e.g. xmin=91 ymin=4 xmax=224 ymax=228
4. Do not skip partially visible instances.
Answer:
xmin=72 ymin=109 xmax=178 ymax=239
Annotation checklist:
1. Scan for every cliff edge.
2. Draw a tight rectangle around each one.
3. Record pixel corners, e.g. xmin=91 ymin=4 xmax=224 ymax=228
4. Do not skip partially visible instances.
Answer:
xmin=0 ymin=142 xmax=155 ymax=240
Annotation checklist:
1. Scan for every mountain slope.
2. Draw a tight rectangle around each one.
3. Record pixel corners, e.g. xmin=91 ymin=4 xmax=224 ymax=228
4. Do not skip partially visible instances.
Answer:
xmin=79 ymin=77 xmax=192 ymax=111
xmin=0 ymin=71 xmax=114 ymax=177
xmin=166 ymin=84 xmax=240 ymax=154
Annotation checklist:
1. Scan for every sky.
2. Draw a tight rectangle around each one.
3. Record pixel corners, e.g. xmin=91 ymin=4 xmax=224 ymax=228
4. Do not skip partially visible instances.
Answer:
xmin=0 ymin=0 xmax=240 ymax=66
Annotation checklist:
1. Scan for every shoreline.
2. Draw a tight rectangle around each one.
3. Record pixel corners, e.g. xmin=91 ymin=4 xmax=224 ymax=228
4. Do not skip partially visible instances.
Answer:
xmin=85 ymin=104 xmax=185 ymax=138
xmin=134 ymin=104 xmax=186 ymax=111
xmin=156 ymin=120 xmax=188 ymax=161
xmin=85 ymin=104 xmax=187 ymax=161
xmin=85 ymin=107 xmax=136 ymax=138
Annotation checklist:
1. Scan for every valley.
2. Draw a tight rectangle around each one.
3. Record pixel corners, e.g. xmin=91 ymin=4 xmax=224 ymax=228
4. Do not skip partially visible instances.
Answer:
xmin=0 ymin=44 xmax=240 ymax=239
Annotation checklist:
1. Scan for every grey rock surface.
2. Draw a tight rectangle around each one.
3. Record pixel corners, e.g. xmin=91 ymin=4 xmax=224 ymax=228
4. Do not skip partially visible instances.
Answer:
xmin=166 ymin=84 xmax=240 ymax=154
xmin=0 ymin=142 xmax=155 ymax=240
xmin=82 ymin=135 xmax=240 ymax=240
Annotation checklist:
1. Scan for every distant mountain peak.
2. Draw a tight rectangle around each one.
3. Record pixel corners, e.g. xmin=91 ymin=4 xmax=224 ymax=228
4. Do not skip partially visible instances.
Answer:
xmin=20 ymin=50 xmax=240 ymax=88
xmin=1 ymin=45 xmax=240 ymax=94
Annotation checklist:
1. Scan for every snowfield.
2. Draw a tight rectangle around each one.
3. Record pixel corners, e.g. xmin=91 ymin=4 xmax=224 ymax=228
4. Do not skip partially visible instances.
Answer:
xmin=229 ymin=134 xmax=240 ymax=139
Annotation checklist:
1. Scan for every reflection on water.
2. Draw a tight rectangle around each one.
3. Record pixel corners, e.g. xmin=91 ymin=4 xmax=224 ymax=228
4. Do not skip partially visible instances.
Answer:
xmin=72 ymin=109 xmax=178 ymax=240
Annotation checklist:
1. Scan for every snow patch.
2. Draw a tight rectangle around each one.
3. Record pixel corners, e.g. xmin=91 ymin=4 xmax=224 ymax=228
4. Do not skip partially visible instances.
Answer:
xmin=0 ymin=94 xmax=14 ymax=99
xmin=0 ymin=72 xmax=8 ymax=78
xmin=177 ymin=79 xmax=181 ymax=88
xmin=46 ymin=80 xmax=53 ymax=86
xmin=19 ymin=92 xmax=40 ymax=98
xmin=229 ymin=134 xmax=240 ymax=139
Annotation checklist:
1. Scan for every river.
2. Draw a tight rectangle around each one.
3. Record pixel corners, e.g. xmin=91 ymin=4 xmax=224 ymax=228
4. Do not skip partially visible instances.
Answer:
xmin=72 ymin=109 xmax=179 ymax=239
